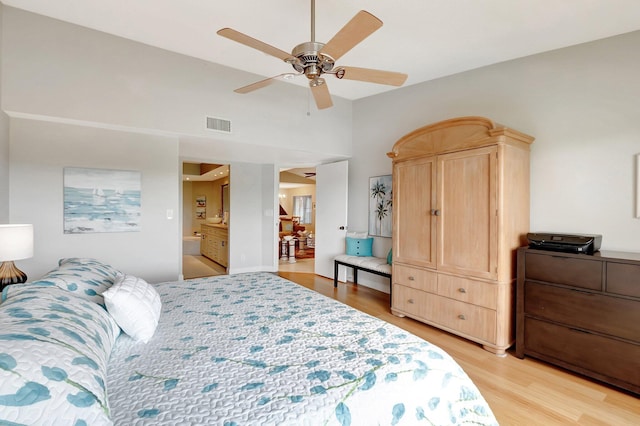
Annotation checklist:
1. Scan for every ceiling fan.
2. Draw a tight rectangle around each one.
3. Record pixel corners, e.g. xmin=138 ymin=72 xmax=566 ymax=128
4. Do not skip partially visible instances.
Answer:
xmin=217 ymin=0 xmax=408 ymax=110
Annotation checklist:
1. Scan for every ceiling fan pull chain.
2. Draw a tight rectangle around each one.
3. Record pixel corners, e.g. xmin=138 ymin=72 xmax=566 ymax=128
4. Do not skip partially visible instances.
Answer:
xmin=310 ymin=0 xmax=315 ymax=42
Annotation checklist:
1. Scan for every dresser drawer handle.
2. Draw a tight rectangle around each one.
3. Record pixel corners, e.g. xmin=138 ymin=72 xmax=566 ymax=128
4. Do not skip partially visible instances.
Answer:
xmin=458 ymin=288 xmax=466 ymax=293
xmin=408 ymin=276 xmax=415 ymax=281
xmin=408 ymin=299 xmax=415 ymax=304
xmin=458 ymin=314 xmax=466 ymax=320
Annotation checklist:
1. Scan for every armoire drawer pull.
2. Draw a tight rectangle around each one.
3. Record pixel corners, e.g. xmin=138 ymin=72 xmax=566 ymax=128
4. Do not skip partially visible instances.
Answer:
xmin=458 ymin=288 xmax=466 ymax=293
xmin=458 ymin=314 xmax=466 ymax=320
xmin=408 ymin=299 xmax=415 ymax=304
xmin=408 ymin=276 xmax=415 ymax=281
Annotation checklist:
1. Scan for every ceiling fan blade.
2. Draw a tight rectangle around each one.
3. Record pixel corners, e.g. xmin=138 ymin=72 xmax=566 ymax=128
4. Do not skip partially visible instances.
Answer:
xmin=335 ymin=66 xmax=408 ymax=86
xmin=234 ymin=73 xmax=299 ymax=94
xmin=310 ymin=78 xmax=333 ymax=110
xmin=217 ymin=28 xmax=295 ymax=62
xmin=319 ymin=11 xmax=382 ymax=61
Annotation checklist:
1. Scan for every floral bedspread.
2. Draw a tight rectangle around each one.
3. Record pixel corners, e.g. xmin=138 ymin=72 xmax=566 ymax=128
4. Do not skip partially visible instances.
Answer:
xmin=107 ymin=272 xmax=497 ymax=425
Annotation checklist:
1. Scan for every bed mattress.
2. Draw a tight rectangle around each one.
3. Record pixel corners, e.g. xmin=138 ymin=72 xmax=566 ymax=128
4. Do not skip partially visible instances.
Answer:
xmin=107 ymin=272 xmax=497 ymax=425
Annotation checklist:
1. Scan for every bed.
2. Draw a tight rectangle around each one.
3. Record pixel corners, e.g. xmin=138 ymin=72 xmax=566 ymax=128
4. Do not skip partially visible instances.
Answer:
xmin=0 ymin=258 xmax=498 ymax=425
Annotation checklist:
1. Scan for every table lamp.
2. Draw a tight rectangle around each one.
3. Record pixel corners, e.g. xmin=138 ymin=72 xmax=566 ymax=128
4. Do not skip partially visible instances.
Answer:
xmin=0 ymin=224 xmax=34 ymax=288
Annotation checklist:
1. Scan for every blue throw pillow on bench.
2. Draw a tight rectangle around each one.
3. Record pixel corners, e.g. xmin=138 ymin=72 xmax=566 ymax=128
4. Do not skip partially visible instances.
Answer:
xmin=345 ymin=237 xmax=373 ymax=257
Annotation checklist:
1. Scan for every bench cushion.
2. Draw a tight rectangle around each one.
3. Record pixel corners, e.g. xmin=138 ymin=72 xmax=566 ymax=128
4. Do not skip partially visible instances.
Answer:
xmin=335 ymin=254 xmax=392 ymax=275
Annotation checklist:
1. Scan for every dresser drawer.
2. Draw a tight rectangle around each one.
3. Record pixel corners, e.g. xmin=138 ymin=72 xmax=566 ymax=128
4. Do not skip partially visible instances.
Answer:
xmin=525 ymin=252 xmax=602 ymax=290
xmin=393 ymin=264 xmax=437 ymax=293
xmin=392 ymin=285 xmax=435 ymax=319
xmin=524 ymin=317 xmax=640 ymax=391
xmin=524 ymin=282 xmax=640 ymax=342
xmin=607 ymin=262 xmax=640 ymax=298
xmin=437 ymin=274 xmax=498 ymax=309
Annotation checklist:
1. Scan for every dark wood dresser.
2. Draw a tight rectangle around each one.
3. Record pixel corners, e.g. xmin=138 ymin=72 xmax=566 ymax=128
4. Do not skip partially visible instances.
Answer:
xmin=516 ymin=247 xmax=640 ymax=395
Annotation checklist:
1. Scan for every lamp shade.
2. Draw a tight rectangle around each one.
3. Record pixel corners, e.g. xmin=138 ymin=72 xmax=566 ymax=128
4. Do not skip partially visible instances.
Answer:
xmin=0 ymin=224 xmax=34 ymax=261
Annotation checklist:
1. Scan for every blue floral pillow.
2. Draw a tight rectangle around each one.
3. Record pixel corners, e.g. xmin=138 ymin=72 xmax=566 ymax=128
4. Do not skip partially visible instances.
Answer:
xmin=0 ymin=284 xmax=120 ymax=424
xmin=32 ymin=258 xmax=121 ymax=306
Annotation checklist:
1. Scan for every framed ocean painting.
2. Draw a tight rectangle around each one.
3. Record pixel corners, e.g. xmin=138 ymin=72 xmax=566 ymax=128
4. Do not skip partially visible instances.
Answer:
xmin=63 ymin=167 xmax=142 ymax=234
xmin=368 ymin=174 xmax=392 ymax=237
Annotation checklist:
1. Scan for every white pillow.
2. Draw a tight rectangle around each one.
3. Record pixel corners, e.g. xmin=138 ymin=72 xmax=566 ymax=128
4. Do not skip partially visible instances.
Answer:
xmin=347 ymin=231 xmax=369 ymax=238
xmin=103 ymin=274 xmax=162 ymax=343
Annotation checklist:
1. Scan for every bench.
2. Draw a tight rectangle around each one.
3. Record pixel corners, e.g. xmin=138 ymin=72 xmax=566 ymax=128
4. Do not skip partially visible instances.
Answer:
xmin=334 ymin=254 xmax=392 ymax=290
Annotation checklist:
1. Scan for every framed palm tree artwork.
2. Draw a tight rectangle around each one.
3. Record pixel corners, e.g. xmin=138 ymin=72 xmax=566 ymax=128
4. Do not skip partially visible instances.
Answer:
xmin=369 ymin=175 xmax=392 ymax=237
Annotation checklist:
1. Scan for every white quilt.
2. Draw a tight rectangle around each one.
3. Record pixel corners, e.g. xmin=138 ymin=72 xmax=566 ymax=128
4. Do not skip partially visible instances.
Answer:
xmin=107 ymin=272 xmax=498 ymax=425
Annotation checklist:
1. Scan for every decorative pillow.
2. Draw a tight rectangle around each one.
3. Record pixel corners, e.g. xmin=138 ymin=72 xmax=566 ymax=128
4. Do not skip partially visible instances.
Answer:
xmin=0 ymin=284 xmax=119 ymax=425
xmin=345 ymin=237 xmax=374 ymax=257
xmin=387 ymin=248 xmax=393 ymax=265
xmin=32 ymin=258 xmax=121 ymax=306
xmin=103 ymin=274 xmax=162 ymax=343
xmin=2 ymin=280 xmax=58 ymax=303
xmin=347 ymin=231 xmax=368 ymax=239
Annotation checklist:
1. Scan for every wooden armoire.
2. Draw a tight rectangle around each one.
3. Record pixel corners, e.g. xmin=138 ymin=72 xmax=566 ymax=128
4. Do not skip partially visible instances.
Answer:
xmin=387 ymin=117 xmax=534 ymax=355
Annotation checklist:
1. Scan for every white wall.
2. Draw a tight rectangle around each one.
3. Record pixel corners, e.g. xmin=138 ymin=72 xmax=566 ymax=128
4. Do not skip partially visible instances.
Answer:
xmin=0 ymin=110 xmax=9 ymax=222
xmin=1 ymin=6 xmax=352 ymax=163
xmin=353 ymin=30 xmax=640 ymax=266
xmin=261 ymin=164 xmax=279 ymax=270
xmin=9 ymin=118 xmax=180 ymax=283
xmin=227 ymin=162 xmax=276 ymax=273
xmin=182 ymin=181 xmax=194 ymax=237
xmin=0 ymin=4 xmax=9 ymax=223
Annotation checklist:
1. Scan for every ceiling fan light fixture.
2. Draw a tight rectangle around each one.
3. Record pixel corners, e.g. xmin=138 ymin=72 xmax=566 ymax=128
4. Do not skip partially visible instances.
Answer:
xmin=289 ymin=41 xmax=337 ymax=80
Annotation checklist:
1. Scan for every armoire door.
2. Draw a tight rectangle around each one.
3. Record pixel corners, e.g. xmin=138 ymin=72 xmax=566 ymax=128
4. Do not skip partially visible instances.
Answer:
xmin=437 ymin=146 xmax=498 ymax=279
xmin=393 ymin=156 xmax=437 ymax=269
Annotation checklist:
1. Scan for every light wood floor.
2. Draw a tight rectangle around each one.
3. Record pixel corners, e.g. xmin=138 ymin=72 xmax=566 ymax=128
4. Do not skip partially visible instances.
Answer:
xmin=182 ymin=255 xmax=226 ymax=279
xmin=278 ymin=271 xmax=640 ymax=426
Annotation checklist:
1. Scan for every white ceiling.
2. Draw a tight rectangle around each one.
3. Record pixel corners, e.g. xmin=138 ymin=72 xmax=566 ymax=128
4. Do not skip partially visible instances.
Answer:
xmin=5 ymin=0 xmax=640 ymax=101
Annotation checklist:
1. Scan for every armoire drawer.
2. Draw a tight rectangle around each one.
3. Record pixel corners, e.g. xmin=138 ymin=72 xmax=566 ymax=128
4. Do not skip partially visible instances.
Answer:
xmin=525 ymin=252 xmax=602 ymax=290
xmin=393 ymin=264 xmax=437 ymax=293
xmin=524 ymin=317 xmax=640 ymax=391
xmin=524 ymin=282 xmax=640 ymax=343
xmin=393 ymin=285 xmax=497 ymax=343
xmin=437 ymin=274 xmax=498 ymax=309
xmin=392 ymin=285 xmax=434 ymax=319
xmin=431 ymin=295 xmax=497 ymax=344
xmin=607 ymin=262 xmax=640 ymax=298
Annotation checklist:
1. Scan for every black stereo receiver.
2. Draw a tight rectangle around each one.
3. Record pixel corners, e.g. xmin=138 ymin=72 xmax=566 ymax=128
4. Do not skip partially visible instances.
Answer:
xmin=527 ymin=232 xmax=602 ymax=254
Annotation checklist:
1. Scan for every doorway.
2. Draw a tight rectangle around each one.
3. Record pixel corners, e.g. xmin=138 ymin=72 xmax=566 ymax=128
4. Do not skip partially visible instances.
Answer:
xmin=278 ymin=167 xmax=316 ymax=273
xmin=182 ymin=162 xmax=230 ymax=279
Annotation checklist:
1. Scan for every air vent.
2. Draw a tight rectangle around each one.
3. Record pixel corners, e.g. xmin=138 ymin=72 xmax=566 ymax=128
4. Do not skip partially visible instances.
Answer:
xmin=206 ymin=116 xmax=232 ymax=133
